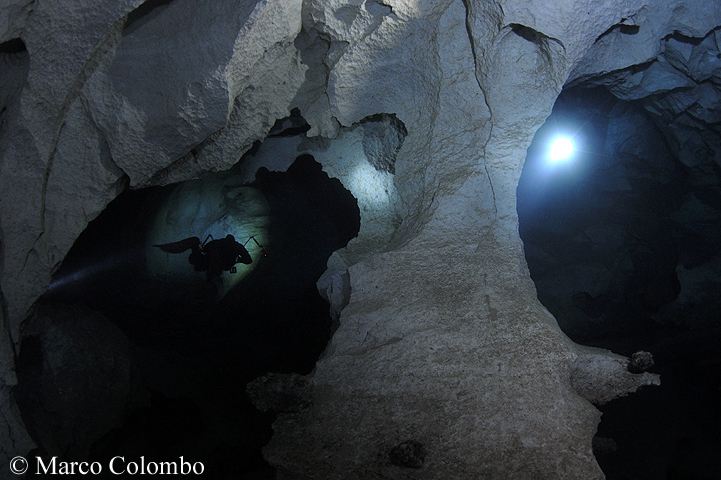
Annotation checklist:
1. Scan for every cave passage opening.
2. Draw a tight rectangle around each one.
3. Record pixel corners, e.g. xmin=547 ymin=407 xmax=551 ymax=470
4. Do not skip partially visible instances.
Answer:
xmin=518 ymin=85 xmax=721 ymax=480
xmin=18 ymin=146 xmax=361 ymax=476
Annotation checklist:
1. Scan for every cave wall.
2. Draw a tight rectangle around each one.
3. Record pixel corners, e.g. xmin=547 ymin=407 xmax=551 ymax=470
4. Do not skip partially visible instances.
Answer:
xmin=517 ymin=69 xmax=721 ymax=480
xmin=1 ymin=0 xmax=716 ymax=477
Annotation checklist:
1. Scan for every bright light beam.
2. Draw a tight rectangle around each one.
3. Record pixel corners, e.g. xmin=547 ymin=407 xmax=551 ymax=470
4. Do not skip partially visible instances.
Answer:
xmin=549 ymin=137 xmax=574 ymax=161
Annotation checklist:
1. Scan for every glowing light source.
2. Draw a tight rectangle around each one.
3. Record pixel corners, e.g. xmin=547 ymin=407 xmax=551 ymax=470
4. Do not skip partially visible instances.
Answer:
xmin=348 ymin=162 xmax=392 ymax=207
xmin=147 ymin=180 xmax=270 ymax=300
xmin=549 ymin=137 xmax=573 ymax=161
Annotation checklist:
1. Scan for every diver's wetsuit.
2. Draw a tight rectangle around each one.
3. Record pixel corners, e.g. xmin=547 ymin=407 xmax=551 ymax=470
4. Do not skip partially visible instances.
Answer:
xmin=201 ymin=234 xmax=252 ymax=279
xmin=155 ymin=234 xmax=252 ymax=280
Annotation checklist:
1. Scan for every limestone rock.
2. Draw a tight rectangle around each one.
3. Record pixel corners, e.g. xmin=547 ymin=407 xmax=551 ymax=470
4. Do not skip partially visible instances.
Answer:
xmin=628 ymin=351 xmax=655 ymax=373
xmin=264 ymin=238 xmax=606 ymax=479
xmin=83 ymin=0 xmax=306 ymax=187
xmin=14 ymin=303 xmax=133 ymax=459
xmin=3 ymin=0 xmax=712 ymax=477
xmin=573 ymin=14 xmax=721 ymax=194
xmin=0 ymin=307 xmax=34 ymax=470
xmin=236 ymin=114 xmax=405 ymax=265
xmin=0 ymin=0 xmax=142 ymax=352
xmin=261 ymin=0 xmax=687 ymax=476
xmin=316 ymin=252 xmax=351 ymax=326
xmin=0 ymin=0 xmax=306 ymax=340
xmin=569 ymin=0 xmax=721 ymax=83
xmin=0 ymin=1 xmax=308 ymax=462
xmin=571 ymin=348 xmax=661 ymax=405
xmin=0 ymin=0 xmax=32 ymax=43
xmin=246 ymin=373 xmax=312 ymax=414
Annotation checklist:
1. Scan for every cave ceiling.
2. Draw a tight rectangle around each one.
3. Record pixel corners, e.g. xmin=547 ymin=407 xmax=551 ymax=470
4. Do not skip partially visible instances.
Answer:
xmin=1 ymin=0 xmax=720 ymax=478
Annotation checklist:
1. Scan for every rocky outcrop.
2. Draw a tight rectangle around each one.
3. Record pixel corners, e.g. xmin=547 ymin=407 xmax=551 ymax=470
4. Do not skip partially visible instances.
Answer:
xmin=0 ymin=0 xmax=306 ymax=340
xmin=2 ymin=0 xmax=717 ymax=477
xmin=254 ymin=0 xmax=674 ymax=478
xmin=1 ymin=0 xmax=306 ymax=467
xmin=519 ymin=14 xmax=721 ymax=351
xmin=14 ymin=304 xmax=133 ymax=459
xmin=571 ymin=348 xmax=660 ymax=405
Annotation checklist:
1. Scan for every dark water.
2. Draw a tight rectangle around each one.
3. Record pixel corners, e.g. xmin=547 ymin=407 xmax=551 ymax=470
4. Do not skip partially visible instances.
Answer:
xmin=21 ymin=155 xmax=360 ymax=478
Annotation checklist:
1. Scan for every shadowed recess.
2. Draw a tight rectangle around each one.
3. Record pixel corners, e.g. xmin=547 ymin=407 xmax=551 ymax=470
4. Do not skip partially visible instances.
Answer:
xmin=20 ymin=153 xmax=360 ymax=477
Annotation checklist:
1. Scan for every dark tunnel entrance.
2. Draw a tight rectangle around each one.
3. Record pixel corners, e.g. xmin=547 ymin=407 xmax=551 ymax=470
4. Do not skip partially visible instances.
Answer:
xmin=518 ymin=86 xmax=721 ymax=479
xmin=16 ymin=153 xmax=360 ymax=477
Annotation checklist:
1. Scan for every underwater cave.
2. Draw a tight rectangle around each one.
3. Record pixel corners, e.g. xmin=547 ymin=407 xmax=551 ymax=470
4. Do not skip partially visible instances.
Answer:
xmin=14 ymin=138 xmax=365 ymax=477
xmin=518 ymin=85 xmax=721 ymax=480
xmin=6 ymin=1 xmax=721 ymax=477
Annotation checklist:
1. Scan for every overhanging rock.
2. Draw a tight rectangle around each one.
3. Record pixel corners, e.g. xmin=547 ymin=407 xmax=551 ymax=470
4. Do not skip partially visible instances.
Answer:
xmin=2 ymin=0 xmax=715 ymax=477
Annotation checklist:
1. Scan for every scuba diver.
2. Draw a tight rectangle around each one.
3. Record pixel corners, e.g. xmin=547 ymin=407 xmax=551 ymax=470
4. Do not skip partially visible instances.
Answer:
xmin=153 ymin=234 xmax=253 ymax=280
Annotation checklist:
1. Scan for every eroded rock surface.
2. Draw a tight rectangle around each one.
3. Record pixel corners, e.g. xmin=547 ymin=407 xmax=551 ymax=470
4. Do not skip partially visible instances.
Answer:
xmin=2 ymin=0 xmax=718 ymax=477
xmin=571 ymin=348 xmax=660 ymax=405
xmin=15 ymin=304 xmax=133 ymax=459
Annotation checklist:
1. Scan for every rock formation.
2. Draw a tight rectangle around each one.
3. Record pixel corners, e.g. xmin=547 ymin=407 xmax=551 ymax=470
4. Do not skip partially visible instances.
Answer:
xmin=2 ymin=0 xmax=718 ymax=477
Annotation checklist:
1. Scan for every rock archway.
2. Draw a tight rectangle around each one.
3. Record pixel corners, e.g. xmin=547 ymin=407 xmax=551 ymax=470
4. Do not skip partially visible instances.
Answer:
xmin=2 ymin=0 xmax=719 ymax=478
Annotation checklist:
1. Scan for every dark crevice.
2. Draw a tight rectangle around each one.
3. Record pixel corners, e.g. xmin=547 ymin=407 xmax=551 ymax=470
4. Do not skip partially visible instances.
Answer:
xmin=358 ymin=113 xmax=407 ymax=174
xmin=519 ymin=85 xmax=721 ymax=479
xmin=268 ymin=108 xmax=311 ymax=137
xmin=0 ymin=37 xmax=27 ymax=54
xmin=595 ymin=22 xmax=642 ymax=45
xmin=509 ymin=22 xmax=564 ymax=50
xmin=508 ymin=23 xmax=565 ymax=68
xmin=23 ymin=147 xmax=360 ymax=476
xmin=123 ymin=0 xmax=175 ymax=36
xmin=510 ymin=23 xmax=543 ymax=43
xmin=663 ymin=26 xmax=721 ymax=46
xmin=618 ymin=24 xmax=640 ymax=35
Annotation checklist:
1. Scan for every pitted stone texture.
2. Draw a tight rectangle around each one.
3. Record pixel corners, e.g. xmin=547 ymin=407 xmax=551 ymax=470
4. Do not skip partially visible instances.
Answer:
xmin=571 ymin=348 xmax=661 ymax=405
xmin=265 ymin=239 xmax=605 ymax=479
xmin=83 ymin=0 xmax=305 ymax=187
xmin=500 ymin=0 xmax=647 ymax=72
xmin=1 ymin=1 xmax=307 ymax=458
xmin=236 ymin=115 xmax=405 ymax=266
xmin=15 ymin=304 xmax=132 ymax=459
xmin=263 ymin=0 xmax=678 ymax=477
xmin=600 ymin=29 xmax=721 ymax=102
xmin=569 ymin=0 xmax=721 ymax=83
xmin=0 ymin=0 xmax=696 ymax=476
xmin=0 ymin=0 xmax=32 ymax=43
xmin=0 ymin=0 xmax=306 ymax=339
xmin=568 ymin=6 xmax=721 ymax=195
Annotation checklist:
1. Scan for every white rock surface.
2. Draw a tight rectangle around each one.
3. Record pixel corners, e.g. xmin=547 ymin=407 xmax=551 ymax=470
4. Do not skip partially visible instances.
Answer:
xmin=261 ymin=0 xmax=673 ymax=477
xmin=238 ymin=115 xmax=404 ymax=265
xmin=1 ymin=0 xmax=305 ymax=339
xmin=83 ymin=0 xmax=306 ymax=187
xmin=571 ymin=347 xmax=661 ymax=405
xmin=569 ymin=0 xmax=721 ymax=83
xmin=0 ymin=0 xmax=307 ymax=465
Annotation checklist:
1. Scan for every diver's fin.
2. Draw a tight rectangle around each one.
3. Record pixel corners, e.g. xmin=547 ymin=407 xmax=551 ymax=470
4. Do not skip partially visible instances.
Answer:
xmin=153 ymin=236 xmax=201 ymax=254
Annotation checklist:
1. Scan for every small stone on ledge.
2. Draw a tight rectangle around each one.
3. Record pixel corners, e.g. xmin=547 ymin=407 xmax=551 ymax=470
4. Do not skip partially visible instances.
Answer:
xmin=628 ymin=351 xmax=654 ymax=374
